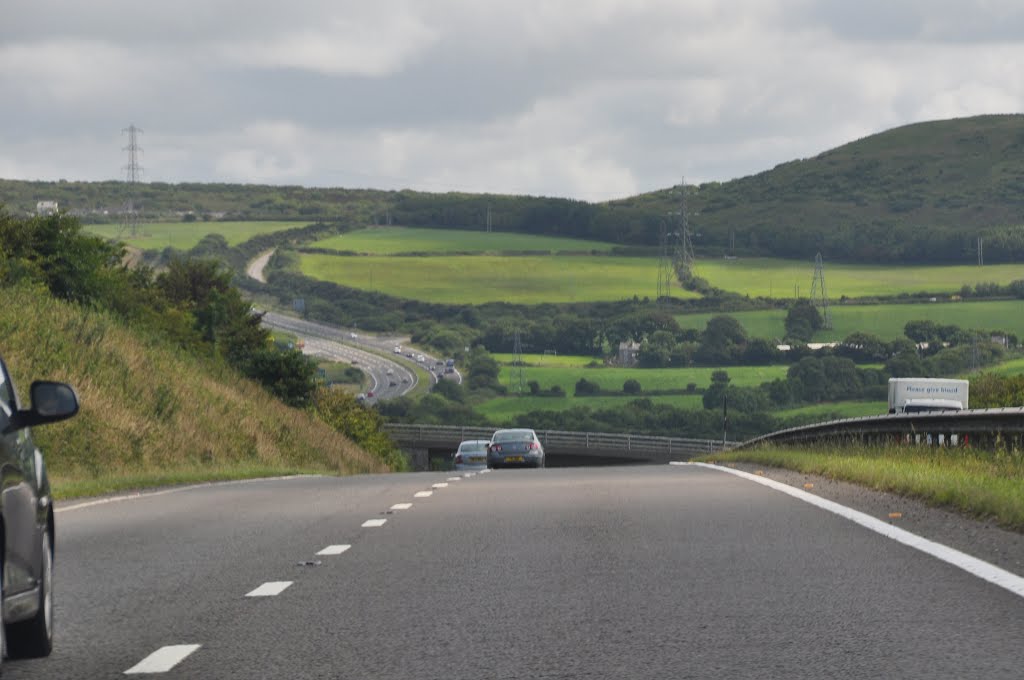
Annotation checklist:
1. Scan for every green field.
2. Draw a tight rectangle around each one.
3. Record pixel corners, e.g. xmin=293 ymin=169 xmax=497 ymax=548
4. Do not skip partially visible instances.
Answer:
xmin=497 ymin=364 xmax=789 ymax=393
xmin=492 ymin=353 xmax=601 ymax=368
xmin=86 ymin=221 xmax=308 ymax=250
xmin=774 ymin=401 xmax=887 ymax=419
xmin=298 ymin=253 xmax=698 ymax=304
xmin=312 ymin=226 xmax=618 ymax=254
xmin=677 ymin=299 xmax=1024 ymax=341
xmin=972 ymin=357 xmax=1024 ymax=377
xmin=696 ymin=257 xmax=1024 ymax=298
xmin=477 ymin=394 xmax=705 ymax=422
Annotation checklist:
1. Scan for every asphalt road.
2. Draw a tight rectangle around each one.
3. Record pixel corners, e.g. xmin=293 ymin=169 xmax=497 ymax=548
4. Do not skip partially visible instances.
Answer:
xmin=260 ymin=312 xmax=420 ymax=401
xmin=11 ymin=466 xmax=1024 ymax=679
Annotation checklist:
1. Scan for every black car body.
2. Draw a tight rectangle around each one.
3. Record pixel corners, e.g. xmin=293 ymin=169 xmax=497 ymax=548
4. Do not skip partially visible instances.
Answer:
xmin=0 ymin=356 xmax=78 ymax=663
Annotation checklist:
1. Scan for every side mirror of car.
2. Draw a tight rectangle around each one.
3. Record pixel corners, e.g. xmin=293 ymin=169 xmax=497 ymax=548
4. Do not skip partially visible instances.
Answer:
xmin=4 ymin=381 xmax=80 ymax=434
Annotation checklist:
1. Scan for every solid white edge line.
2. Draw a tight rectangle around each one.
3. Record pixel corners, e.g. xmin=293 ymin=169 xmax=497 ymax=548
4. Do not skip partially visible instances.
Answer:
xmin=246 ymin=581 xmax=293 ymax=597
xmin=681 ymin=462 xmax=1024 ymax=599
xmin=414 ymin=491 xmax=433 ymax=498
xmin=390 ymin=503 xmax=413 ymax=510
xmin=58 ymin=475 xmax=320 ymax=514
xmin=362 ymin=519 xmax=387 ymax=528
xmin=125 ymin=644 xmax=201 ymax=674
xmin=316 ymin=544 xmax=352 ymax=556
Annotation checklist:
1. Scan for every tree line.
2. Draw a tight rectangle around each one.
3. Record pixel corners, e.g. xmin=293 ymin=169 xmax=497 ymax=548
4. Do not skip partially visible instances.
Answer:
xmin=0 ymin=207 xmax=403 ymax=468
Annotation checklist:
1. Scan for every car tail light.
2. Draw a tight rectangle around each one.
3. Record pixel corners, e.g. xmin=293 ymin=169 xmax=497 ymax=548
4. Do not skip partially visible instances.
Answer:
xmin=491 ymin=444 xmax=502 ymax=453
xmin=526 ymin=442 xmax=539 ymax=450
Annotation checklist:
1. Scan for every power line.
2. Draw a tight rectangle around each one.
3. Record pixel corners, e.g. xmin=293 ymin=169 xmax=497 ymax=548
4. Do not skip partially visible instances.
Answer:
xmin=510 ymin=330 xmax=525 ymax=394
xmin=810 ymin=252 xmax=833 ymax=330
xmin=656 ymin=218 xmax=673 ymax=301
xmin=121 ymin=124 xmax=144 ymax=236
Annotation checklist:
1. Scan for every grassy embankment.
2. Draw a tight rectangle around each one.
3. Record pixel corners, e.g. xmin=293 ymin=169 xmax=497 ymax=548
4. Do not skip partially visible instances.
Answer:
xmin=1 ymin=285 xmax=388 ymax=499
xmin=701 ymin=445 xmax=1024 ymax=531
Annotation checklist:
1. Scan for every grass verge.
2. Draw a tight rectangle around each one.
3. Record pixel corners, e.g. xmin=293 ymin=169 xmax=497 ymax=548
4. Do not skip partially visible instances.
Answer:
xmin=699 ymin=444 xmax=1024 ymax=531
xmin=2 ymin=285 xmax=390 ymax=500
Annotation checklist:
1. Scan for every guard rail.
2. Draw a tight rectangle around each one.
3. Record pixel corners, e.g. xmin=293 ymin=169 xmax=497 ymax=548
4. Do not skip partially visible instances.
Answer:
xmin=737 ymin=406 xmax=1024 ymax=450
xmin=383 ymin=423 xmax=730 ymax=460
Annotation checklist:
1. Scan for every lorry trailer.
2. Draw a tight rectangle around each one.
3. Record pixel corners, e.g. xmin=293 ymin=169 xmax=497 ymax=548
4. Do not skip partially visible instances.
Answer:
xmin=887 ymin=378 xmax=968 ymax=414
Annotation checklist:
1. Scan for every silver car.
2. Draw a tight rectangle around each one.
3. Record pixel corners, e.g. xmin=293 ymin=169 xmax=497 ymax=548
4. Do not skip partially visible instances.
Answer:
xmin=486 ymin=428 xmax=545 ymax=469
xmin=453 ymin=439 xmax=489 ymax=471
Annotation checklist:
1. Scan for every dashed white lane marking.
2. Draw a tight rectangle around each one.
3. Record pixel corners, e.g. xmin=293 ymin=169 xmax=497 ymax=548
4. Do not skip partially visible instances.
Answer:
xmin=317 ymin=544 xmax=352 ymax=556
xmin=432 ymin=483 xmax=449 ymax=489
xmin=446 ymin=477 xmax=462 ymax=481
xmin=463 ymin=473 xmax=476 ymax=478
xmin=362 ymin=519 xmax=387 ymax=528
xmin=125 ymin=644 xmax=201 ymax=674
xmin=681 ymin=462 xmax=1024 ymax=600
xmin=246 ymin=581 xmax=293 ymax=597
xmin=414 ymin=491 xmax=433 ymax=498
xmin=390 ymin=503 xmax=413 ymax=510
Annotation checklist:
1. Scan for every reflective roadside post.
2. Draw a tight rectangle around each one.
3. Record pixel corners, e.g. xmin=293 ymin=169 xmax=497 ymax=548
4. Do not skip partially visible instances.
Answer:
xmin=722 ymin=394 xmax=728 ymax=449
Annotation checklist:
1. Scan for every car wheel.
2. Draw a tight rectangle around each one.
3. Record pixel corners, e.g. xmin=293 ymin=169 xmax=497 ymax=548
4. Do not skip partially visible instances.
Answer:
xmin=6 ymin=529 xmax=53 ymax=658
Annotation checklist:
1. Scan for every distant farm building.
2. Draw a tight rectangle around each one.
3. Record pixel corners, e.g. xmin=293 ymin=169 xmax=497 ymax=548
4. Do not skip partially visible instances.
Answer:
xmin=36 ymin=201 xmax=58 ymax=215
xmin=617 ymin=341 xmax=641 ymax=367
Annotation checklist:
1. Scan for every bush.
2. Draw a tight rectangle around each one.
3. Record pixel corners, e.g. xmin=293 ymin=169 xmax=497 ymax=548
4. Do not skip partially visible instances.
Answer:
xmin=575 ymin=378 xmax=601 ymax=396
xmin=623 ymin=379 xmax=642 ymax=394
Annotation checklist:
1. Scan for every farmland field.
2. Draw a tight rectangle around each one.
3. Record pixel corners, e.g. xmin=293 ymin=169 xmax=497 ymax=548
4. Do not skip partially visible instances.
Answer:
xmin=774 ymin=401 xmax=887 ymax=419
xmin=86 ymin=221 xmax=308 ymax=249
xmin=972 ymin=357 xmax=1024 ymax=377
xmin=696 ymin=257 xmax=1024 ymax=298
xmin=476 ymin=394 xmax=706 ymax=422
xmin=492 ymin=353 xmax=601 ymax=368
xmin=677 ymin=299 xmax=1024 ymax=341
xmin=298 ymin=253 xmax=698 ymax=304
xmin=312 ymin=226 xmax=618 ymax=254
xmin=497 ymin=364 xmax=789 ymax=392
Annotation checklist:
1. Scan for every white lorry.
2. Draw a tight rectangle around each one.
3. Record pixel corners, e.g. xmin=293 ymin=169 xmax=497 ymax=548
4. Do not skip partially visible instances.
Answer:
xmin=887 ymin=378 xmax=968 ymax=414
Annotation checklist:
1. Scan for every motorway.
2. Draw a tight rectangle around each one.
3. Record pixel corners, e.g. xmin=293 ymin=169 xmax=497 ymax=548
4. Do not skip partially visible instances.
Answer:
xmin=12 ymin=465 xmax=1024 ymax=679
xmin=260 ymin=311 xmax=461 ymax=402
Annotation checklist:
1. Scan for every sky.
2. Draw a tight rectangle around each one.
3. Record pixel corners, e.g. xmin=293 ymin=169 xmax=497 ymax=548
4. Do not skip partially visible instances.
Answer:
xmin=2 ymin=0 xmax=1024 ymax=202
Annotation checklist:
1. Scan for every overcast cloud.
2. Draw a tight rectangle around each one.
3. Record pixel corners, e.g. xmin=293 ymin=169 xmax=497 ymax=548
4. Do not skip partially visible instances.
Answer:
xmin=2 ymin=0 xmax=1023 ymax=201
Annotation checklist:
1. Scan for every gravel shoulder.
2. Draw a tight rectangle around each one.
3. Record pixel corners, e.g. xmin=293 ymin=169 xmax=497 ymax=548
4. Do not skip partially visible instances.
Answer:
xmin=717 ymin=461 xmax=1024 ymax=578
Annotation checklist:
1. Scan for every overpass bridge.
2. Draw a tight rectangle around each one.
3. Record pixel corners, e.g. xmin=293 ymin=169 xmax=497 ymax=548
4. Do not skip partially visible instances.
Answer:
xmin=383 ymin=423 xmax=730 ymax=470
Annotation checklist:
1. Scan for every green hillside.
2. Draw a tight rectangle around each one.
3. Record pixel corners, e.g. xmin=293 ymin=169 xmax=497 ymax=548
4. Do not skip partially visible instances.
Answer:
xmin=631 ymin=114 xmax=1024 ymax=263
xmin=6 ymin=115 xmax=1024 ymax=265
xmin=2 ymin=285 xmax=388 ymax=498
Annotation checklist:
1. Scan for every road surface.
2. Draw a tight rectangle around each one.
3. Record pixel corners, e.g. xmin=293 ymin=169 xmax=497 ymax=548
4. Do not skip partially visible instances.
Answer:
xmin=10 ymin=465 xmax=1024 ymax=678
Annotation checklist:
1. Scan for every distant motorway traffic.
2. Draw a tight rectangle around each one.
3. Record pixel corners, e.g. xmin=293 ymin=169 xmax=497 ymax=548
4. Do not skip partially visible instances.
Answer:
xmin=259 ymin=311 xmax=461 ymax=402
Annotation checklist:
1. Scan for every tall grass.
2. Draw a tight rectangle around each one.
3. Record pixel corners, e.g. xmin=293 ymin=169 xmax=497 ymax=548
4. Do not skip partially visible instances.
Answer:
xmin=701 ymin=444 xmax=1024 ymax=530
xmin=0 ymin=284 xmax=387 ymax=498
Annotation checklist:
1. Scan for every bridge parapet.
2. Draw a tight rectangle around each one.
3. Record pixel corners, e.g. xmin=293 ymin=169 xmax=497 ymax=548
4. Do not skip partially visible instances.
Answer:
xmin=383 ymin=423 xmax=730 ymax=466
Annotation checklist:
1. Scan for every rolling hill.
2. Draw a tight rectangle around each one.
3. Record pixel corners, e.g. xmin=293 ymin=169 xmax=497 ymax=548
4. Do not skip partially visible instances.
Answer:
xmin=5 ymin=114 xmax=1024 ymax=265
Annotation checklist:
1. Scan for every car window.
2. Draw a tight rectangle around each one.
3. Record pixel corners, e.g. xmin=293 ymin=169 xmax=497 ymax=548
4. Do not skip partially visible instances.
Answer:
xmin=494 ymin=431 xmax=534 ymax=443
xmin=460 ymin=442 xmax=487 ymax=453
